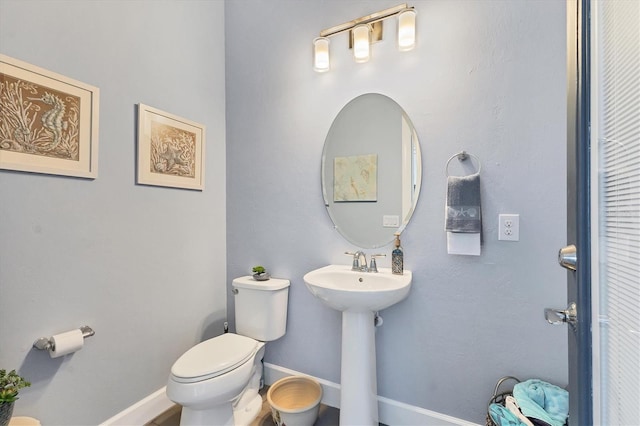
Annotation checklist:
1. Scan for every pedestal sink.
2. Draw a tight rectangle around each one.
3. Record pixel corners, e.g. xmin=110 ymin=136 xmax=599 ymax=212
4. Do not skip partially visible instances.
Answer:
xmin=303 ymin=264 xmax=412 ymax=425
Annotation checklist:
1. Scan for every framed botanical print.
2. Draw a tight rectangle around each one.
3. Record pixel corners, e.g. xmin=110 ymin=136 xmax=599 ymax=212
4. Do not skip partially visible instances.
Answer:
xmin=0 ymin=54 xmax=100 ymax=178
xmin=137 ymin=104 xmax=205 ymax=191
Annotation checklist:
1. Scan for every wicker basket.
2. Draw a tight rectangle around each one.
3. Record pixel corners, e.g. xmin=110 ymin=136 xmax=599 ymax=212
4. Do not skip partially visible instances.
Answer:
xmin=486 ymin=376 xmax=521 ymax=426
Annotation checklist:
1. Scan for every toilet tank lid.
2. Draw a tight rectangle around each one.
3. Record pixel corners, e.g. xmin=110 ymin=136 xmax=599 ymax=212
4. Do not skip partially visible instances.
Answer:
xmin=233 ymin=276 xmax=290 ymax=291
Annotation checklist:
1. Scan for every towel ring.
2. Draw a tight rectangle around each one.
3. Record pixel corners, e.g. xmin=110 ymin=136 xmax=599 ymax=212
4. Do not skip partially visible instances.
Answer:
xmin=445 ymin=151 xmax=481 ymax=177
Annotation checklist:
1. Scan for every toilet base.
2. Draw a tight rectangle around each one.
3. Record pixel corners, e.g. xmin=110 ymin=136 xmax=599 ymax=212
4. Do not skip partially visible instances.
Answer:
xmin=177 ymin=392 xmax=261 ymax=426
xmin=180 ymin=404 xmax=233 ymax=426
xmin=233 ymin=393 xmax=262 ymax=426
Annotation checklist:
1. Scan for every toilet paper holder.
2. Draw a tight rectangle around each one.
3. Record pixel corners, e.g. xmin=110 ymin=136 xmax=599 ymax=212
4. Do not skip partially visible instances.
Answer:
xmin=33 ymin=325 xmax=95 ymax=351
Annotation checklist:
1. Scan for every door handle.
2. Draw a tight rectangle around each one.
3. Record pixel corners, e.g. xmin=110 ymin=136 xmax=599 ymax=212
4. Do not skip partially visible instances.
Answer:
xmin=558 ymin=244 xmax=577 ymax=271
xmin=545 ymin=302 xmax=577 ymax=330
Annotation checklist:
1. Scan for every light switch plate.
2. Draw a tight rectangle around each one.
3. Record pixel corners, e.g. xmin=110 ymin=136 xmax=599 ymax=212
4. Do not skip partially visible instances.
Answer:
xmin=383 ymin=215 xmax=400 ymax=227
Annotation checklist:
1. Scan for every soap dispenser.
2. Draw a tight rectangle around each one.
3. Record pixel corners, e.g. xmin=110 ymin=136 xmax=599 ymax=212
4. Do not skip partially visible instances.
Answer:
xmin=392 ymin=232 xmax=404 ymax=275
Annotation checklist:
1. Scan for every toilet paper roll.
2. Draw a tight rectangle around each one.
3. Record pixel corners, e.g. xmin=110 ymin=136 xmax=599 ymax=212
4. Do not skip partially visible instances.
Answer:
xmin=49 ymin=329 xmax=84 ymax=358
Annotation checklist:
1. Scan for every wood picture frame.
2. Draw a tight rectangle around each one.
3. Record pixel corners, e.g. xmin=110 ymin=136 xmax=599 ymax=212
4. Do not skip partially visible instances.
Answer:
xmin=0 ymin=54 xmax=99 ymax=178
xmin=137 ymin=104 xmax=205 ymax=191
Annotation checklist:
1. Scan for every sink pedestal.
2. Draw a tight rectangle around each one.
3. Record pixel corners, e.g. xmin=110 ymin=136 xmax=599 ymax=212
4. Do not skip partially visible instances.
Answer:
xmin=303 ymin=265 xmax=412 ymax=426
xmin=340 ymin=311 xmax=377 ymax=425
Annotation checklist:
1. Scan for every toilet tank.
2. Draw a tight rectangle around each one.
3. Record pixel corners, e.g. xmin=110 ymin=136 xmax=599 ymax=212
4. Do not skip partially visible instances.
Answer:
xmin=232 ymin=276 xmax=290 ymax=341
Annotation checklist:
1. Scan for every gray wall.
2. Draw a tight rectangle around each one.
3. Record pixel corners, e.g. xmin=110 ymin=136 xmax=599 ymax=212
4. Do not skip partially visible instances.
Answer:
xmin=0 ymin=1 xmax=569 ymax=424
xmin=0 ymin=1 xmax=226 ymax=424
xmin=225 ymin=0 xmax=568 ymax=423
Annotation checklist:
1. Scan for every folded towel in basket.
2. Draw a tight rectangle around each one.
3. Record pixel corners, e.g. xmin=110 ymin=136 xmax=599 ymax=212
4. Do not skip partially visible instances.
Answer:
xmin=445 ymin=173 xmax=482 ymax=233
xmin=513 ymin=379 xmax=569 ymax=426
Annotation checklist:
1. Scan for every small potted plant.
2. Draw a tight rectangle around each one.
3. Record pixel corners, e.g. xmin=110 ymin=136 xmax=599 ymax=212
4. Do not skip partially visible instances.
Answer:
xmin=0 ymin=369 xmax=31 ymax=426
xmin=252 ymin=265 xmax=270 ymax=281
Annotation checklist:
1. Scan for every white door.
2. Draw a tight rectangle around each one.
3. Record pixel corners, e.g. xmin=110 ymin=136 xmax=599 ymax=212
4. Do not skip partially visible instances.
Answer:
xmin=560 ymin=1 xmax=640 ymax=425
xmin=589 ymin=0 xmax=640 ymax=425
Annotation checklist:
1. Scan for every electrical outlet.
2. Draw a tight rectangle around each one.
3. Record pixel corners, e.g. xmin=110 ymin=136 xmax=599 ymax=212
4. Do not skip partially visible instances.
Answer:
xmin=499 ymin=214 xmax=520 ymax=241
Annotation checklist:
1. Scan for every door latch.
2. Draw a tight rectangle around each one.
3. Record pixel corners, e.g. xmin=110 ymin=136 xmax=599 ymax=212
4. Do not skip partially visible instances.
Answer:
xmin=545 ymin=302 xmax=577 ymax=331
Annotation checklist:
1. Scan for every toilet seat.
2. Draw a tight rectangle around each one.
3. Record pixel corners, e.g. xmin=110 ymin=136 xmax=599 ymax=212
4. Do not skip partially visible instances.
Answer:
xmin=171 ymin=333 xmax=258 ymax=384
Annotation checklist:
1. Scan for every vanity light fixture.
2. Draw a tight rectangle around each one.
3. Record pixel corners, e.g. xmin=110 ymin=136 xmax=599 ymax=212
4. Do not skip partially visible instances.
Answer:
xmin=313 ymin=3 xmax=416 ymax=72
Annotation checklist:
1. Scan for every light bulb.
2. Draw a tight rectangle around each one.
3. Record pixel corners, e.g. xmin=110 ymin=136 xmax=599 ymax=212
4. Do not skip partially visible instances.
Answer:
xmin=352 ymin=24 xmax=370 ymax=63
xmin=313 ymin=37 xmax=330 ymax=72
xmin=398 ymin=8 xmax=416 ymax=51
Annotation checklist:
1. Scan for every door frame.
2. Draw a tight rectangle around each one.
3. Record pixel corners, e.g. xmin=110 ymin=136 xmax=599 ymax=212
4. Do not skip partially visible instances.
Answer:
xmin=566 ymin=0 xmax=593 ymax=424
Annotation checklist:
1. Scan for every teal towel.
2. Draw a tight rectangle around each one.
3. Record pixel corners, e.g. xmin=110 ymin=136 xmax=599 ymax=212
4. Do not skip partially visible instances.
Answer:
xmin=489 ymin=403 xmax=527 ymax=426
xmin=513 ymin=379 xmax=569 ymax=426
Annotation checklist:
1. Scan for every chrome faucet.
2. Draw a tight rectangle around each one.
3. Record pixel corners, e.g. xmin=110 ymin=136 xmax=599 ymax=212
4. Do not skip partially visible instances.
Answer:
xmin=345 ymin=251 xmax=387 ymax=273
xmin=346 ymin=251 xmax=368 ymax=272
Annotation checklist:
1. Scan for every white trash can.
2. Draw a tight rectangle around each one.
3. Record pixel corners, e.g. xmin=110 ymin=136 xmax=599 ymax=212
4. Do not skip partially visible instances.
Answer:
xmin=267 ymin=376 xmax=323 ymax=426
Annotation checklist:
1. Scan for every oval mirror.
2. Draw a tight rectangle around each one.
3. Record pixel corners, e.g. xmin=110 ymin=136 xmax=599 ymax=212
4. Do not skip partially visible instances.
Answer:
xmin=321 ymin=93 xmax=422 ymax=249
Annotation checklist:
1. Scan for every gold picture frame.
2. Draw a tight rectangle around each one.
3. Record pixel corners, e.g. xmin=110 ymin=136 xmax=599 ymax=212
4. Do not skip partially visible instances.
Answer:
xmin=137 ymin=104 xmax=205 ymax=191
xmin=0 ymin=54 xmax=100 ymax=178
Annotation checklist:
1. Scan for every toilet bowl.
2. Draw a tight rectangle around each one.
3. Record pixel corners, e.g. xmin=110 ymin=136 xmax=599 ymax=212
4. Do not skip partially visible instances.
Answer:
xmin=166 ymin=276 xmax=290 ymax=426
xmin=167 ymin=334 xmax=265 ymax=425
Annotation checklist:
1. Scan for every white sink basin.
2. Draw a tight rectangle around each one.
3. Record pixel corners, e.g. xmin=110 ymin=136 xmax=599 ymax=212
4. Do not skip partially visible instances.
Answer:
xmin=303 ymin=264 xmax=412 ymax=312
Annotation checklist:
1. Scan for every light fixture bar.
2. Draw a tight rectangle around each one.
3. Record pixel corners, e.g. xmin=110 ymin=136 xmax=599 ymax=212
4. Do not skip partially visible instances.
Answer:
xmin=313 ymin=3 xmax=416 ymax=73
xmin=319 ymin=3 xmax=410 ymax=38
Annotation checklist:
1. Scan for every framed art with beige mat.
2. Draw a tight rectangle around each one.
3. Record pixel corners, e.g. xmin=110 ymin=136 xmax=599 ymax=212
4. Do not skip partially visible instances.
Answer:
xmin=0 ymin=54 xmax=99 ymax=178
xmin=136 ymin=103 xmax=205 ymax=191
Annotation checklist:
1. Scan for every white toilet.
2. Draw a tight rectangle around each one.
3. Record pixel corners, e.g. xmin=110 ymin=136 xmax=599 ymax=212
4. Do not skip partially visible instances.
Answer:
xmin=167 ymin=276 xmax=290 ymax=426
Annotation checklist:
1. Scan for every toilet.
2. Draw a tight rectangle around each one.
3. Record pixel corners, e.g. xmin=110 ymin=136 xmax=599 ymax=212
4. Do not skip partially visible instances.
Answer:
xmin=167 ymin=276 xmax=290 ymax=426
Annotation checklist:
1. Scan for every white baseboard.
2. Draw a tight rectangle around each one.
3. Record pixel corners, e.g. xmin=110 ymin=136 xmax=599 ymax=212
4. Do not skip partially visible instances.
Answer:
xmin=264 ymin=363 xmax=480 ymax=426
xmin=99 ymin=364 xmax=480 ymax=426
xmin=99 ymin=387 xmax=174 ymax=426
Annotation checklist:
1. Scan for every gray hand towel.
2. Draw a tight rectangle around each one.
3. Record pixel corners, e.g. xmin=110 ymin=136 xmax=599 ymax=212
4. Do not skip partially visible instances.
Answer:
xmin=445 ymin=173 xmax=482 ymax=233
